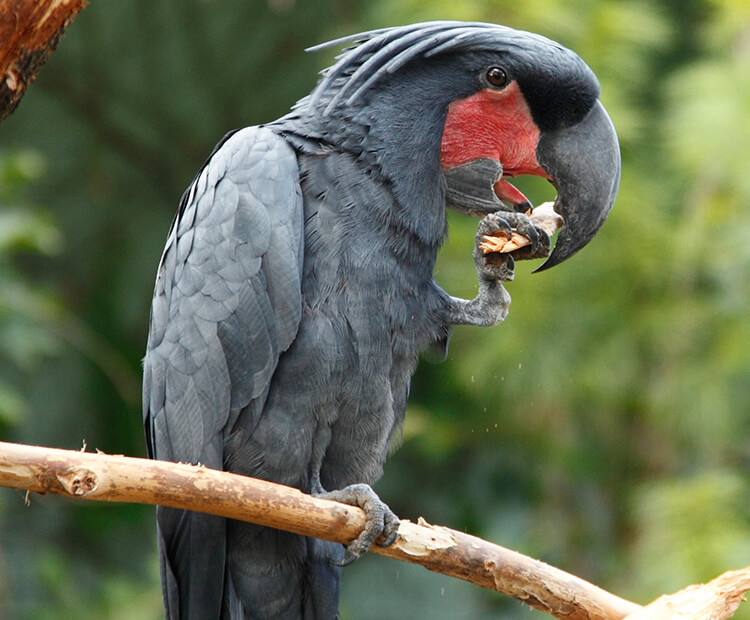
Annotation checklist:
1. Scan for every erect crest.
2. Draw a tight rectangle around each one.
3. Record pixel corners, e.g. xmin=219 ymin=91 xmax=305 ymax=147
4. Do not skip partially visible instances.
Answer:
xmin=306 ymin=21 xmax=562 ymax=115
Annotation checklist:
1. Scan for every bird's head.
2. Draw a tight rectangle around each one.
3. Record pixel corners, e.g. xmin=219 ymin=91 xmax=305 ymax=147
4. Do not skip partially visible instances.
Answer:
xmin=306 ymin=22 xmax=620 ymax=269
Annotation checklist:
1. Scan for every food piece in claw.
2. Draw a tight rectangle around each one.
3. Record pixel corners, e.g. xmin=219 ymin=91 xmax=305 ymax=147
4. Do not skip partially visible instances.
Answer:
xmin=478 ymin=202 xmax=564 ymax=255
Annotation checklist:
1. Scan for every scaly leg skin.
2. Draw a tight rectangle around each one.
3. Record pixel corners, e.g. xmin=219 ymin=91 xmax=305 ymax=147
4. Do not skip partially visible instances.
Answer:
xmin=314 ymin=483 xmax=400 ymax=565
xmin=446 ymin=211 xmax=551 ymax=327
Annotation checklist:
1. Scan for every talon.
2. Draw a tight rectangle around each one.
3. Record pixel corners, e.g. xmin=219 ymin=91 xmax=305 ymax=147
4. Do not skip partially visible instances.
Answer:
xmin=505 ymin=212 xmax=538 ymax=250
xmin=377 ymin=526 xmax=399 ymax=548
xmin=314 ymin=483 xmax=399 ymax=562
xmin=477 ymin=212 xmax=512 ymax=239
xmin=527 ymin=226 xmax=540 ymax=253
xmin=334 ymin=550 xmax=362 ymax=567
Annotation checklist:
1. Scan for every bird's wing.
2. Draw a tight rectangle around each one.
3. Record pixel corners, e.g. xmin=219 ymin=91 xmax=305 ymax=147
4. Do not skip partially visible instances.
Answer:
xmin=142 ymin=125 xmax=304 ymax=618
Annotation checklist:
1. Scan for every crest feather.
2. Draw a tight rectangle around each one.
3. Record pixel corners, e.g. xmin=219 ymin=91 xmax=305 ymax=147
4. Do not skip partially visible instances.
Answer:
xmin=306 ymin=21 xmax=550 ymax=114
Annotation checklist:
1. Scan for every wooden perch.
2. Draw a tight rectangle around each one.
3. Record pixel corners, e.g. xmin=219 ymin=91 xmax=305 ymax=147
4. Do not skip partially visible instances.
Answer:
xmin=0 ymin=441 xmax=748 ymax=619
xmin=624 ymin=568 xmax=750 ymax=620
xmin=0 ymin=0 xmax=86 ymax=121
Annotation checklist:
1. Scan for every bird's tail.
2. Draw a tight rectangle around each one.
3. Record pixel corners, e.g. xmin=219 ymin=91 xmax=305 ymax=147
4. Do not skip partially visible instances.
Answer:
xmin=157 ymin=507 xmax=227 ymax=619
xmin=222 ymin=521 xmax=344 ymax=619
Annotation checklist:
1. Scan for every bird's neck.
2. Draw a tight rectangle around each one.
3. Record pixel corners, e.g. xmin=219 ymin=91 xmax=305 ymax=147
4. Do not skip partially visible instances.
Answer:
xmin=274 ymin=96 xmax=450 ymax=249
xmin=353 ymin=94 xmax=450 ymax=247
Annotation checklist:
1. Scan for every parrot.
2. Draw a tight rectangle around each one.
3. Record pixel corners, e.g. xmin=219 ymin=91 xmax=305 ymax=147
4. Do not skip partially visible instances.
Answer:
xmin=142 ymin=20 xmax=620 ymax=620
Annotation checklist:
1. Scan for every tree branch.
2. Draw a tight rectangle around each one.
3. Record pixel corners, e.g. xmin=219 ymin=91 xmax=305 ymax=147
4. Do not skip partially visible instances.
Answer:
xmin=0 ymin=441 xmax=747 ymax=619
xmin=0 ymin=0 xmax=86 ymax=121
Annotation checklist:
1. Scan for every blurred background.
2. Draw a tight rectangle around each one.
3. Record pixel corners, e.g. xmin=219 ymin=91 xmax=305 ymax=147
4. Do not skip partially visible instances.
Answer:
xmin=1 ymin=0 xmax=750 ymax=618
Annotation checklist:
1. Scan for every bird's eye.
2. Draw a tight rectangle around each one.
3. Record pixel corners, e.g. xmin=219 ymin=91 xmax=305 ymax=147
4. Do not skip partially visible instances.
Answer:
xmin=486 ymin=66 xmax=508 ymax=88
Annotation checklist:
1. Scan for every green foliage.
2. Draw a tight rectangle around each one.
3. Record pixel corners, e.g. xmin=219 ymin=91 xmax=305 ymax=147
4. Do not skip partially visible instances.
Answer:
xmin=629 ymin=470 xmax=750 ymax=597
xmin=0 ymin=151 xmax=62 ymax=425
xmin=1 ymin=0 xmax=750 ymax=618
xmin=24 ymin=547 xmax=162 ymax=620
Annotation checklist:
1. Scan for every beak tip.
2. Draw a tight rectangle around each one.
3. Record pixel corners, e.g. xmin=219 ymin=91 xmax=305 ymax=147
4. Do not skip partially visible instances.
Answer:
xmin=534 ymin=100 xmax=621 ymax=272
xmin=532 ymin=225 xmax=578 ymax=272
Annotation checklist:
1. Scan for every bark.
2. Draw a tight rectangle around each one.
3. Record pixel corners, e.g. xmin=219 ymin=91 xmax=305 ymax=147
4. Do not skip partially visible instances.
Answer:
xmin=0 ymin=441 xmax=747 ymax=619
xmin=624 ymin=568 xmax=750 ymax=620
xmin=0 ymin=0 xmax=86 ymax=121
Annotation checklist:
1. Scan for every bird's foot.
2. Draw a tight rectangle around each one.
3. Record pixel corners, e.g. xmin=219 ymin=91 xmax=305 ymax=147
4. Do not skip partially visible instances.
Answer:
xmin=474 ymin=212 xmax=518 ymax=282
xmin=505 ymin=210 xmax=552 ymax=261
xmin=475 ymin=211 xmax=551 ymax=281
xmin=314 ymin=483 xmax=400 ymax=565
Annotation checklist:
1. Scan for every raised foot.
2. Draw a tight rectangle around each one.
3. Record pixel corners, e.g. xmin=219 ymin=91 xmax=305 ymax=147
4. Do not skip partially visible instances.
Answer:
xmin=475 ymin=211 xmax=552 ymax=281
xmin=315 ymin=483 xmax=400 ymax=565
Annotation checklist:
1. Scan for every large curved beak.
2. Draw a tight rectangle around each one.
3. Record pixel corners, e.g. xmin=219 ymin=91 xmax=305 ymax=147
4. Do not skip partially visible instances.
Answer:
xmin=534 ymin=100 xmax=621 ymax=271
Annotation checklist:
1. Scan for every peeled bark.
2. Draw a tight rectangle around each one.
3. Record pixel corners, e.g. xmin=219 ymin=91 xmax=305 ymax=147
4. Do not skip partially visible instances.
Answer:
xmin=624 ymin=568 xmax=750 ymax=620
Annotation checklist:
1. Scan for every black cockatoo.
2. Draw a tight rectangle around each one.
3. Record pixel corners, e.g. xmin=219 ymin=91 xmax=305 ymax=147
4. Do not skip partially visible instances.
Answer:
xmin=143 ymin=21 xmax=620 ymax=619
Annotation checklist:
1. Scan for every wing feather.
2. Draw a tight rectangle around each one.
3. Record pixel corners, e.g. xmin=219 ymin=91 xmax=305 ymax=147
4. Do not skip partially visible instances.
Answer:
xmin=144 ymin=125 xmax=303 ymax=463
xmin=142 ymin=125 xmax=304 ymax=619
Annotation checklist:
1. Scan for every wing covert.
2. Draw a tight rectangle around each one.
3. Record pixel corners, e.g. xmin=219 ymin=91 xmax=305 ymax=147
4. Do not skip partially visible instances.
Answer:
xmin=143 ymin=125 xmax=304 ymax=469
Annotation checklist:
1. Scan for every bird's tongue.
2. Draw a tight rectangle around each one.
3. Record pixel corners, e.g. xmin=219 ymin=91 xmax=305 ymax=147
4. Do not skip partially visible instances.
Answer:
xmin=493 ymin=178 xmax=532 ymax=213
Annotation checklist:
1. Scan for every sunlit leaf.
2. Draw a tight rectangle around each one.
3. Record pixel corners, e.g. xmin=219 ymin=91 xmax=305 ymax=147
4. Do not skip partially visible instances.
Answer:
xmin=0 ymin=379 xmax=27 ymax=425
xmin=0 ymin=209 xmax=63 ymax=255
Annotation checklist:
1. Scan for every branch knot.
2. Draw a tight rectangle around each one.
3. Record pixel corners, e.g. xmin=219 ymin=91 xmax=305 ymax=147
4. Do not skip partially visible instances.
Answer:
xmin=57 ymin=467 xmax=98 ymax=496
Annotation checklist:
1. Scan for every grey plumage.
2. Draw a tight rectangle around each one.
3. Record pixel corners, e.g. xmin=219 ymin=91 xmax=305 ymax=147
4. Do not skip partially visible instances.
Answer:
xmin=144 ymin=123 xmax=463 ymax=618
xmin=307 ymin=21 xmax=559 ymax=111
xmin=144 ymin=127 xmax=306 ymax=617
xmin=143 ymin=20 xmax=619 ymax=619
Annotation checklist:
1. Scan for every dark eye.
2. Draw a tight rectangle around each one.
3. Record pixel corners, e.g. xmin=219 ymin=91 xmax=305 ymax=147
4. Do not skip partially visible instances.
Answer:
xmin=486 ymin=66 xmax=508 ymax=88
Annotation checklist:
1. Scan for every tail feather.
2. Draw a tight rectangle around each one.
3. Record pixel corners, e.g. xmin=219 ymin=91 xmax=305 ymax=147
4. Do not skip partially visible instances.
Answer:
xmin=303 ymin=538 xmax=344 ymax=619
xmin=157 ymin=506 xmax=226 ymax=620
xmin=157 ymin=509 xmax=342 ymax=618
xmin=224 ymin=521 xmax=343 ymax=619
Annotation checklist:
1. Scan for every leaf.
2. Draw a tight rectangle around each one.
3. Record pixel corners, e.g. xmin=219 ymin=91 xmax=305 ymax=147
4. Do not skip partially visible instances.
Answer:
xmin=0 ymin=380 xmax=27 ymax=425
xmin=0 ymin=209 xmax=63 ymax=256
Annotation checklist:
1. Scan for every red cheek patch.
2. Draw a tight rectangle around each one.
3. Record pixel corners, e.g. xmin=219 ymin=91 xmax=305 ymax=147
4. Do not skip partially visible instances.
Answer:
xmin=440 ymin=82 xmax=548 ymax=181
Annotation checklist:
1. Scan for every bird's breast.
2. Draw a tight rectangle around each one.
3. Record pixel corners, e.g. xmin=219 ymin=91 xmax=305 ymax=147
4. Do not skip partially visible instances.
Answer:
xmin=280 ymin=148 xmax=447 ymax=488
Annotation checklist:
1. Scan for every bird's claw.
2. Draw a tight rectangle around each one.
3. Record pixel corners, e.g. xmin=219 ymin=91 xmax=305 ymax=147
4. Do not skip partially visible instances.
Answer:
xmin=505 ymin=210 xmax=552 ymax=260
xmin=474 ymin=212 xmax=517 ymax=282
xmin=474 ymin=211 xmax=551 ymax=282
xmin=482 ymin=211 xmax=541 ymax=252
xmin=315 ymin=483 xmax=400 ymax=566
